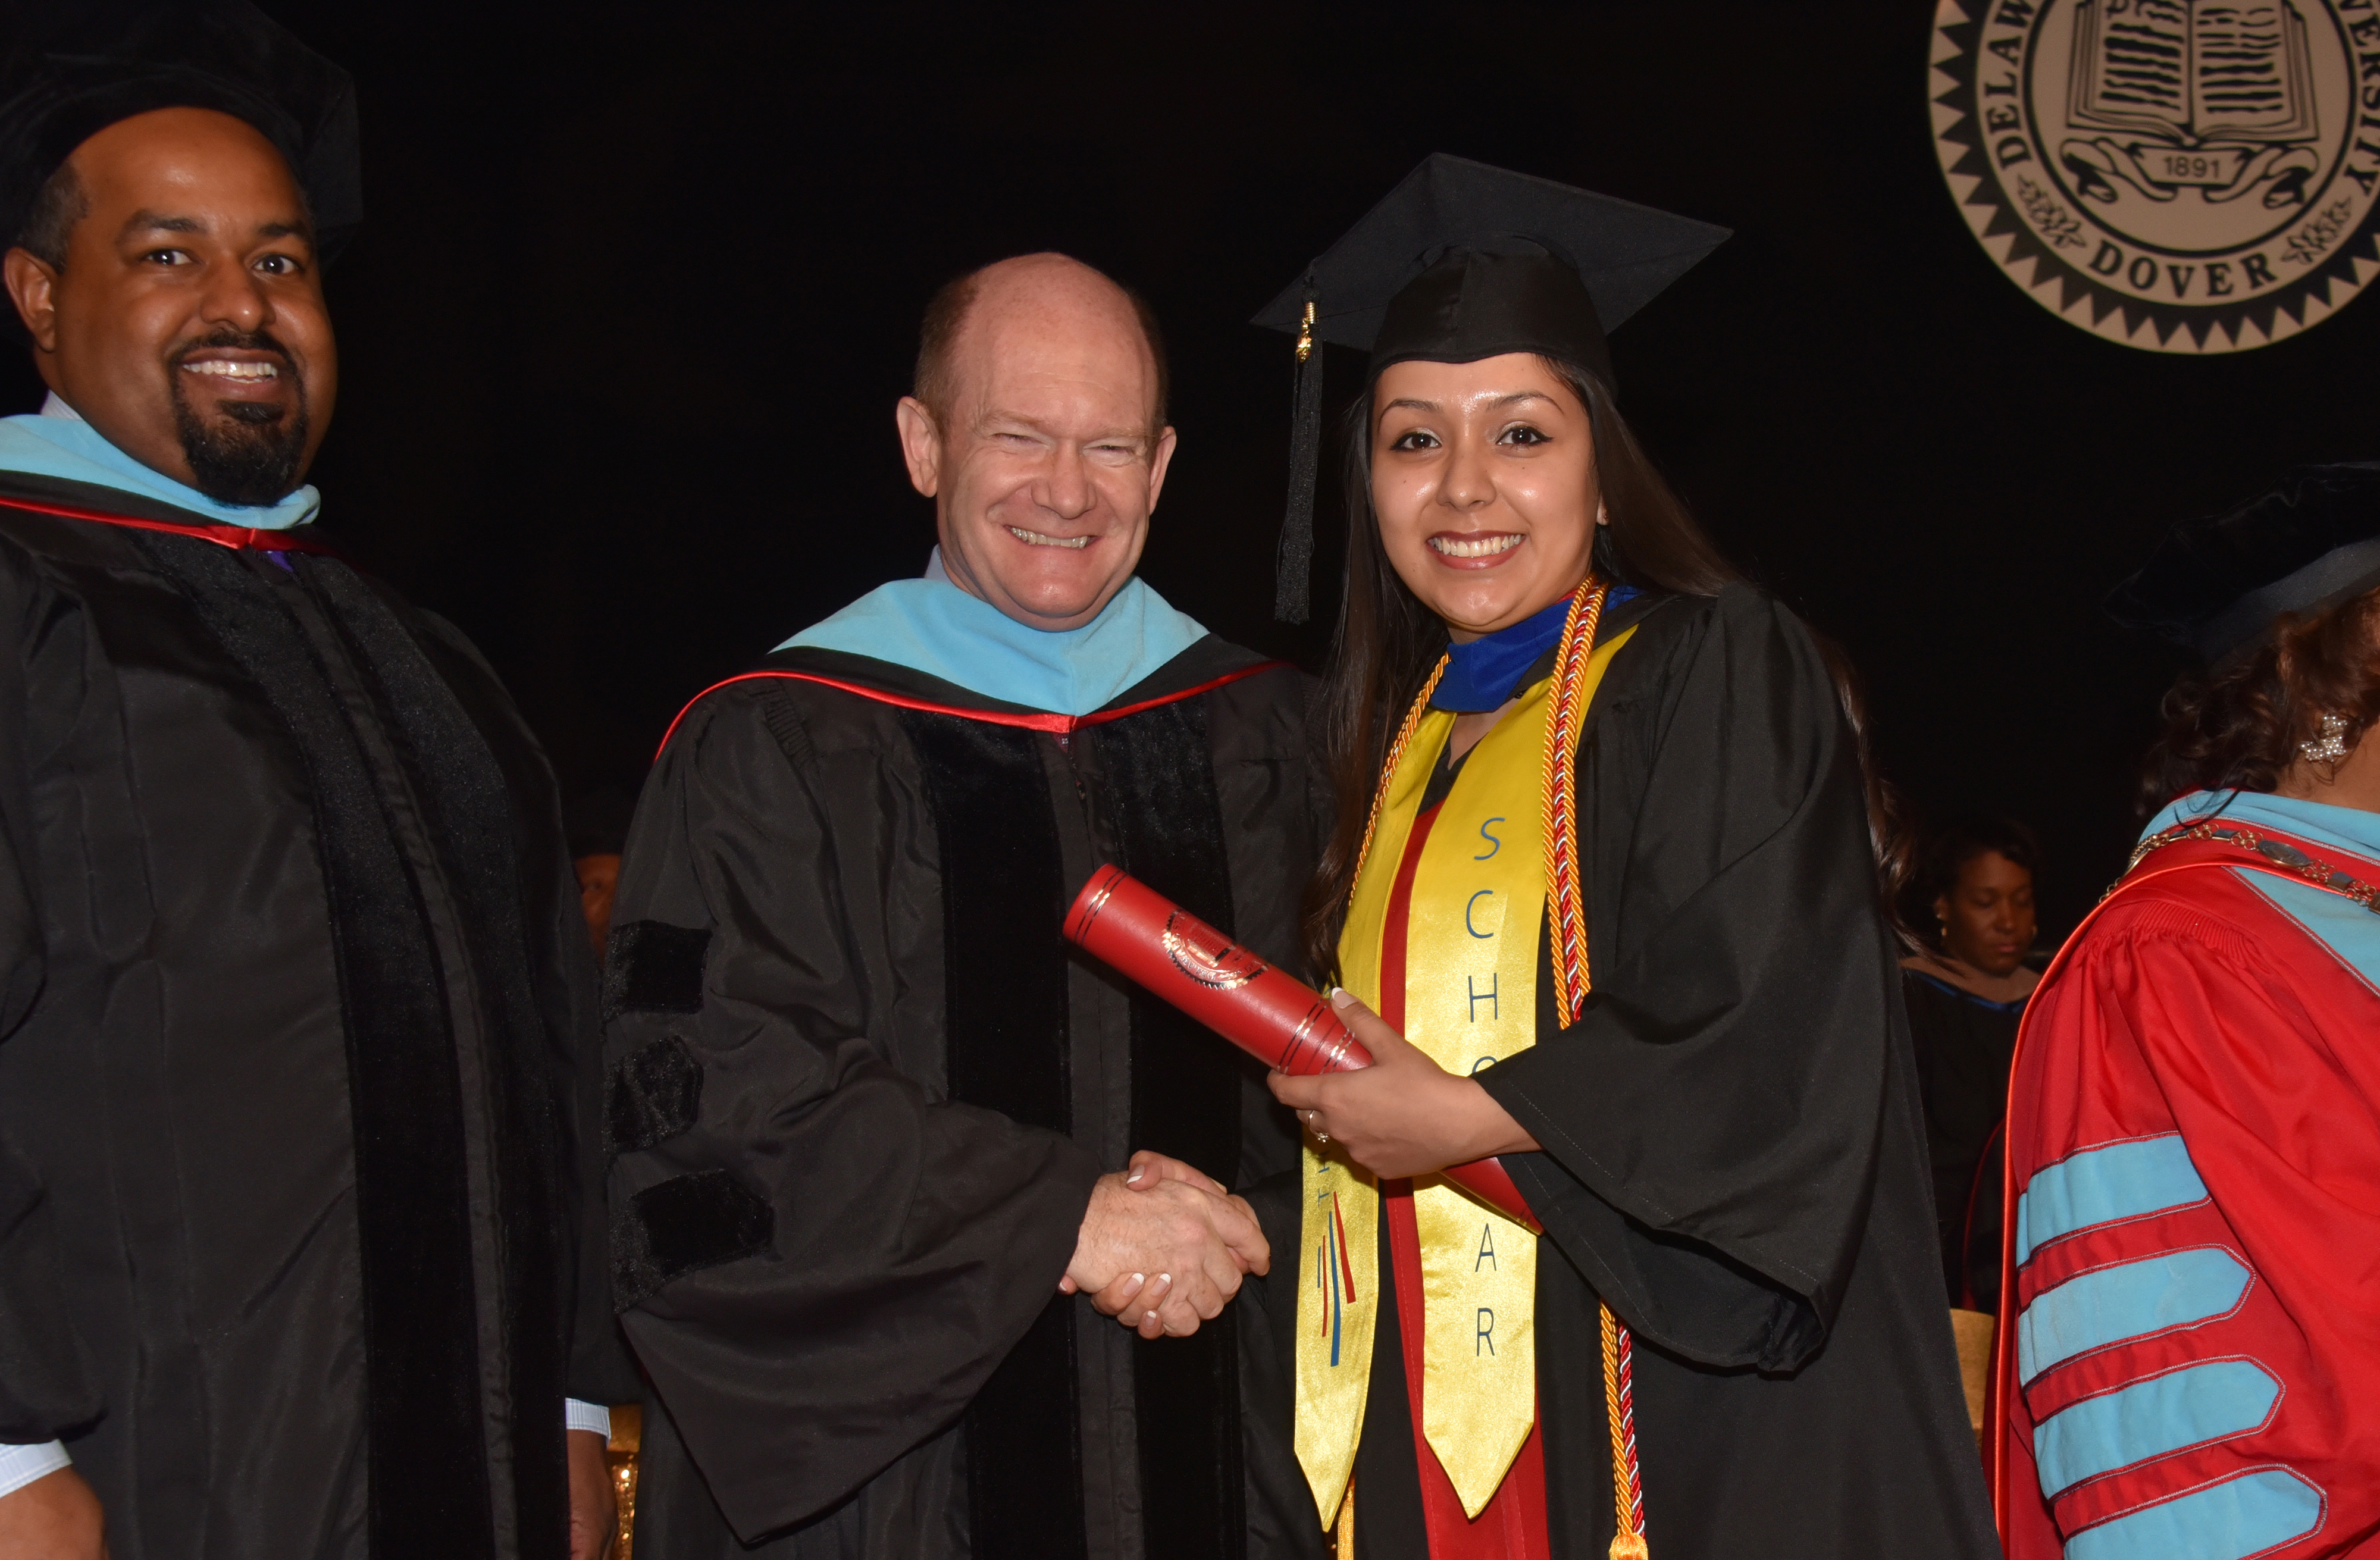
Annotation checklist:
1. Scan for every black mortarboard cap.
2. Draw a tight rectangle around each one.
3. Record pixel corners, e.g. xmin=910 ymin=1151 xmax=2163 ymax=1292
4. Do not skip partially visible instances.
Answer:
xmin=0 ymin=0 xmax=361 ymax=278
xmin=2106 ymin=462 xmax=2380 ymax=666
xmin=1251 ymin=154 xmax=1728 ymax=621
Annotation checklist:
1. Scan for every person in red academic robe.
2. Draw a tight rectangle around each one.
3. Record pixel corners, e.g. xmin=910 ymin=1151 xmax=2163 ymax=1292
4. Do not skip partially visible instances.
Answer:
xmin=1997 ymin=463 xmax=2380 ymax=1560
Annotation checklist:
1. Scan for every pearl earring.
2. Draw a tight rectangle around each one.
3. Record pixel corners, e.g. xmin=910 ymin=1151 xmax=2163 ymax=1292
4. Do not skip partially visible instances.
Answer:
xmin=2301 ymin=712 xmax=2351 ymax=765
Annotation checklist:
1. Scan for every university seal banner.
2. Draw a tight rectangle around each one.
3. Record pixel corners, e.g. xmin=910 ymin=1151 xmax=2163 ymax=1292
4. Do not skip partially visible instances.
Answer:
xmin=1931 ymin=0 xmax=2380 ymax=352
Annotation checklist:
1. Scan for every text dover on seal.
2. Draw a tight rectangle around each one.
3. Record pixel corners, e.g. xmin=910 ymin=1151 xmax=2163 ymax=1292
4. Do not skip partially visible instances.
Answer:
xmin=1932 ymin=0 xmax=2380 ymax=352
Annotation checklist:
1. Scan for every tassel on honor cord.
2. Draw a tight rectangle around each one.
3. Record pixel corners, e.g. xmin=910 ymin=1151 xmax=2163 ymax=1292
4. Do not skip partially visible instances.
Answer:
xmin=1602 ymin=1301 xmax=1649 ymax=1559
xmin=1274 ymin=282 xmax=1324 ymax=624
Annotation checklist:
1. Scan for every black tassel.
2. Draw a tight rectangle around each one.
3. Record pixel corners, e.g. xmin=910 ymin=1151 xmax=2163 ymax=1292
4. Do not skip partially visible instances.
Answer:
xmin=1273 ymin=282 xmax=1323 ymax=624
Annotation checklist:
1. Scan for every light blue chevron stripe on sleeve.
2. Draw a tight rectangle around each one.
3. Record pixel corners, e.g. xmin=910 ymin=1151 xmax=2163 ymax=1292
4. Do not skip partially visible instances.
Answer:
xmin=2065 ymin=1468 xmax=2323 ymax=1560
xmin=2018 ymin=1135 xmax=2208 ymax=1266
xmin=2018 ymin=1248 xmax=2252 ymax=1384
xmin=2034 ymin=1360 xmax=2281 ymax=1496
xmin=2236 ymin=870 xmax=2380 ymax=997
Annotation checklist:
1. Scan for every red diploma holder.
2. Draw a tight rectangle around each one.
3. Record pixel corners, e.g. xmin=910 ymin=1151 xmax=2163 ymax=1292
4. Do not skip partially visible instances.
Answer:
xmin=1064 ymin=866 xmax=1540 ymax=1233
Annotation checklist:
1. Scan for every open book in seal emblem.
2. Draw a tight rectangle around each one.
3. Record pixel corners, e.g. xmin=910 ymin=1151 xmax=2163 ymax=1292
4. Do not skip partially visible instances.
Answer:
xmin=1931 ymin=0 xmax=2380 ymax=351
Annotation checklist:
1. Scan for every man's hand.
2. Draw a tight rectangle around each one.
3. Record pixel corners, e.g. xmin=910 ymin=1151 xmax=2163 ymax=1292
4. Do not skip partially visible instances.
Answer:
xmin=1059 ymin=1164 xmax=1268 ymax=1339
xmin=0 ymin=1467 xmax=104 ymax=1560
xmin=1266 ymin=989 xmax=1539 ymax=1178
xmin=566 ymin=1429 xmax=616 ymax=1560
xmin=1087 ymin=1151 xmax=1272 ymax=1336
xmin=1060 ymin=1152 xmax=1241 ymax=1336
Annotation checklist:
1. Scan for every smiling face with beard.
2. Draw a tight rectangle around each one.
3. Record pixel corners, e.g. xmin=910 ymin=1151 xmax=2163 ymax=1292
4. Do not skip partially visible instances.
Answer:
xmin=2 ymin=107 xmax=337 ymax=508
xmin=168 ymin=326 xmax=311 ymax=505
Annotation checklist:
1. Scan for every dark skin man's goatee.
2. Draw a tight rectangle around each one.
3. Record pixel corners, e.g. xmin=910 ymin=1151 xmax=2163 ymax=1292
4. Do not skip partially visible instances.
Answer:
xmin=169 ymin=329 xmax=311 ymax=506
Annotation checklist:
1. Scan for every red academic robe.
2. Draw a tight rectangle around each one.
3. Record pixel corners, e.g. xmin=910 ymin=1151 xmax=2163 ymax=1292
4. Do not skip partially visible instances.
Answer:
xmin=1994 ymin=823 xmax=2380 ymax=1559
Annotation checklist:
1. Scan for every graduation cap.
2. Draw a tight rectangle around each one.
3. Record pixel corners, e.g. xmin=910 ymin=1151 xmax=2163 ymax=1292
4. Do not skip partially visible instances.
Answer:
xmin=2106 ymin=463 xmax=2380 ymax=666
xmin=0 ymin=0 xmax=361 ymax=281
xmin=1251 ymin=154 xmax=1729 ymax=622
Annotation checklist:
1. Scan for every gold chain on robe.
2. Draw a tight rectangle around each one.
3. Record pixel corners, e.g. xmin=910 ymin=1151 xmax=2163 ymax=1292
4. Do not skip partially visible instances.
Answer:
xmin=1297 ymin=580 xmax=1639 ymax=1534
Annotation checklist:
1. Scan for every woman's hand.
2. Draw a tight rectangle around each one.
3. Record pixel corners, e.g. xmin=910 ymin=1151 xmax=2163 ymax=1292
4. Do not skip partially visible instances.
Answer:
xmin=1266 ymin=990 xmax=1539 ymax=1177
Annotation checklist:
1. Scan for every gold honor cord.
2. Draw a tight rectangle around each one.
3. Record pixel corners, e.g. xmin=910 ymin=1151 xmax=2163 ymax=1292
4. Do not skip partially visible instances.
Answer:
xmin=1545 ymin=586 xmax=1649 ymax=1559
xmin=1298 ymin=582 xmax=1652 ymax=1558
xmin=1601 ymin=1302 xmax=1648 ymax=1559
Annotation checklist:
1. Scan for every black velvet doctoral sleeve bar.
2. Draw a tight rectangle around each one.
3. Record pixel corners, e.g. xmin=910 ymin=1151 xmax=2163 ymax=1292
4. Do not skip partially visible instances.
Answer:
xmin=408 ymin=608 xmax=631 ymax=1412
xmin=606 ymin=689 xmax=1103 ymax=1543
xmin=1477 ymin=585 xmax=1896 ymax=1371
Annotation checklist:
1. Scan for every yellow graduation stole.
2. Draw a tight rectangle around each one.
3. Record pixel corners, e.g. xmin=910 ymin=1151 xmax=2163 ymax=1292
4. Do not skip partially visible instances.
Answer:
xmin=1296 ymin=581 xmax=1646 ymax=1550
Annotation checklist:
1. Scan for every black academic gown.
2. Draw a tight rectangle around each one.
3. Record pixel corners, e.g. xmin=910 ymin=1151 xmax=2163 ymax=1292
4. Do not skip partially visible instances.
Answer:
xmin=1902 ymin=969 xmax=2024 ymax=1312
xmin=606 ymin=638 xmax=1324 ymax=1560
xmin=0 ymin=473 xmax=616 ymax=1560
xmin=1239 ymin=586 xmax=1996 ymax=1559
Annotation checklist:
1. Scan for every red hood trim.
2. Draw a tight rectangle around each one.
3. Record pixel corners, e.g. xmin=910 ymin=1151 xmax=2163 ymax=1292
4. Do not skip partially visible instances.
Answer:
xmin=0 ymin=493 xmax=336 ymax=554
xmin=656 ymin=660 xmax=1286 ymax=760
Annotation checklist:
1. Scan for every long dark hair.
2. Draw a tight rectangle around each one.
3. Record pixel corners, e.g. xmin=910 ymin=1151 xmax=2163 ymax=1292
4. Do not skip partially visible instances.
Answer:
xmin=1810 ymin=629 xmax=1923 ymax=954
xmin=2138 ymin=584 xmax=2380 ymax=816
xmin=1300 ymin=358 xmax=1737 ymax=980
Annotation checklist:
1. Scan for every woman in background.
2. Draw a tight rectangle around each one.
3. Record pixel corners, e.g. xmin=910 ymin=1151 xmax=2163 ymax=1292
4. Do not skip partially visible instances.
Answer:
xmin=1997 ymin=463 xmax=2380 ymax=1558
xmin=1902 ymin=818 xmax=2040 ymax=1311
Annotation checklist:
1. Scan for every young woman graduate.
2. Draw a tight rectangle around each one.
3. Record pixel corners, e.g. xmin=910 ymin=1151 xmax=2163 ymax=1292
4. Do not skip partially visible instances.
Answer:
xmin=1248 ymin=156 xmax=1995 ymax=1560
xmin=1995 ymin=465 xmax=2380 ymax=1560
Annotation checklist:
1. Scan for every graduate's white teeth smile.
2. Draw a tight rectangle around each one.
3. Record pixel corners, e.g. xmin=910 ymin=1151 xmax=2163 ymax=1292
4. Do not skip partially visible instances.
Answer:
xmin=1007 ymin=525 xmax=1090 ymax=549
xmin=1429 ymin=532 xmax=1523 ymax=562
xmin=182 ymin=359 xmax=278 ymax=380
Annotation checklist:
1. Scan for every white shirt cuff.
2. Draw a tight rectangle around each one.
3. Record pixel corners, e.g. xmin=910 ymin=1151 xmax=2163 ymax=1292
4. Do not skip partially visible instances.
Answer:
xmin=0 ymin=1441 xmax=70 ymax=1499
xmin=565 ymin=1399 xmax=612 ymax=1440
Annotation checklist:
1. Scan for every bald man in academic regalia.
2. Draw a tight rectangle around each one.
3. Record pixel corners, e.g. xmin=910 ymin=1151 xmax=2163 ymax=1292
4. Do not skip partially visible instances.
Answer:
xmin=606 ymin=254 xmax=1321 ymax=1560
xmin=0 ymin=6 xmax=622 ymax=1557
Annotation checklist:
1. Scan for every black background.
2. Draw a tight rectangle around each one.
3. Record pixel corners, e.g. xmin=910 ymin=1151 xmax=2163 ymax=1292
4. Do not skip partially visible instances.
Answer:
xmin=17 ymin=1 xmax=2378 ymax=936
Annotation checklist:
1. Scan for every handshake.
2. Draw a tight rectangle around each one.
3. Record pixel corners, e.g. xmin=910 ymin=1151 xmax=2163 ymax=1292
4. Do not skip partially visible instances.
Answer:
xmin=1056 ymin=1149 xmax=1270 ymax=1340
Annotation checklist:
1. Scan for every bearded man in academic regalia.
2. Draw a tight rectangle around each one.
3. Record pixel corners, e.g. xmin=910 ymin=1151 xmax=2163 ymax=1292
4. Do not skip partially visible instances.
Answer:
xmin=607 ymin=253 xmax=1321 ymax=1559
xmin=0 ymin=6 xmax=622 ymax=1558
